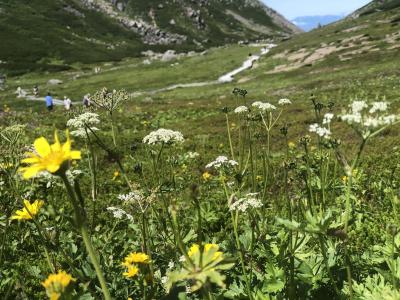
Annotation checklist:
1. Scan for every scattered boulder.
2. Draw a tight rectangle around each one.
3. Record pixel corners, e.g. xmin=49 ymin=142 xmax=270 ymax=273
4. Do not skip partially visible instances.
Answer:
xmin=47 ymin=79 xmax=63 ymax=85
xmin=142 ymin=97 xmax=154 ymax=104
xmin=161 ymin=50 xmax=178 ymax=61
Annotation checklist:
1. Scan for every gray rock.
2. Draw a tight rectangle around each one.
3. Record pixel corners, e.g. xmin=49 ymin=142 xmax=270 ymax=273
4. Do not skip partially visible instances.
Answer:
xmin=161 ymin=50 xmax=178 ymax=61
xmin=47 ymin=79 xmax=63 ymax=85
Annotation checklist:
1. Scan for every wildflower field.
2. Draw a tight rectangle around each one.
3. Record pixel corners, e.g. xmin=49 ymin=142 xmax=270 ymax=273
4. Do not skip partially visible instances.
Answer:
xmin=1 ymin=79 xmax=400 ymax=300
xmin=1 ymin=7 xmax=400 ymax=298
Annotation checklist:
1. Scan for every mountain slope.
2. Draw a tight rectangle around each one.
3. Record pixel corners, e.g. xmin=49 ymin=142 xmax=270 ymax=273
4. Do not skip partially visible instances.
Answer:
xmin=0 ymin=0 xmax=300 ymax=75
xmin=251 ymin=1 xmax=400 ymax=76
xmin=349 ymin=0 xmax=400 ymax=18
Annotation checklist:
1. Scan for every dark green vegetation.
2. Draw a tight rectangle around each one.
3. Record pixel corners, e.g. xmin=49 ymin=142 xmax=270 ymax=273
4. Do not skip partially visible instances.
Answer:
xmin=1 ymin=1 xmax=400 ymax=299
xmin=0 ymin=0 xmax=299 ymax=75
xmin=352 ymin=0 xmax=400 ymax=17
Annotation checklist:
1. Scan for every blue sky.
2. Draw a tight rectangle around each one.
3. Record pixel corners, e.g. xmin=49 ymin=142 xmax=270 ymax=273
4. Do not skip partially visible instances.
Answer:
xmin=262 ymin=0 xmax=371 ymax=19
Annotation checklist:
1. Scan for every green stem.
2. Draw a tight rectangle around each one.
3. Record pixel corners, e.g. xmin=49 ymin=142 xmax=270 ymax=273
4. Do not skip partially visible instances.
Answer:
xmin=60 ymin=174 xmax=112 ymax=300
xmin=110 ymin=112 xmax=117 ymax=147
xmin=226 ymin=113 xmax=235 ymax=160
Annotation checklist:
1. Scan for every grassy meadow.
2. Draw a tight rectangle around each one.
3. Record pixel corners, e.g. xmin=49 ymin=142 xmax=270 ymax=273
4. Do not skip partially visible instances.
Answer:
xmin=1 ymin=6 xmax=400 ymax=300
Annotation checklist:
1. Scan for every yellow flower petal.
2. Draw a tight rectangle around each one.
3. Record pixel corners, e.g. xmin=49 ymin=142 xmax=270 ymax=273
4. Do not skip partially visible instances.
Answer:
xmin=21 ymin=157 xmax=40 ymax=164
xmin=22 ymin=165 xmax=44 ymax=179
xmin=46 ymin=163 xmax=61 ymax=174
xmin=70 ymin=151 xmax=81 ymax=160
xmin=34 ymin=137 xmax=51 ymax=157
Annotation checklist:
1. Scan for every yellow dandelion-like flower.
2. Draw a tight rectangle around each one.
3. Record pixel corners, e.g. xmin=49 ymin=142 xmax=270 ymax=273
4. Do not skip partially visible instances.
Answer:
xmin=19 ymin=130 xmax=81 ymax=179
xmin=112 ymin=171 xmax=120 ymax=181
xmin=123 ymin=252 xmax=150 ymax=265
xmin=342 ymin=176 xmax=348 ymax=184
xmin=123 ymin=265 xmax=139 ymax=278
xmin=202 ymin=171 xmax=212 ymax=181
xmin=288 ymin=142 xmax=296 ymax=149
xmin=256 ymin=175 xmax=262 ymax=182
xmin=11 ymin=199 xmax=44 ymax=221
xmin=42 ymin=270 xmax=75 ymax=300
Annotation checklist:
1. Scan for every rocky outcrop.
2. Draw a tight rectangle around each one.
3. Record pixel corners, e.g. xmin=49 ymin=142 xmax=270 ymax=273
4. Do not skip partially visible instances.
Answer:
xmin=80 ymin=0 xmax=187 ymax=45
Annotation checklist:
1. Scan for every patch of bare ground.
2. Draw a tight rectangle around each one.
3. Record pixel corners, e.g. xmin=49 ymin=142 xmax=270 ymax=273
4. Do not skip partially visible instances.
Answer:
xmin=266 ymin=34 xmax=379 ymax=73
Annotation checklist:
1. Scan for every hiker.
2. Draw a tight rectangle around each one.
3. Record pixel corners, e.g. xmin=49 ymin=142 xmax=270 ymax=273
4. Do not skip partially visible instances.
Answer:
xmin=46 ymin=93 xmax=54 ymax=111
xmin=33 ymin=85 xmax=39 ymax=97
xmin=83 ymin=94 xmax=91 ymax=107
xmin=64 ymin=96 xmax=72 ymax=111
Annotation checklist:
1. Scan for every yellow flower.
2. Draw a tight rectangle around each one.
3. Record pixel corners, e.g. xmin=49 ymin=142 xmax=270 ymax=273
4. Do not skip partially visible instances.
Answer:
xmin=19 ymin=131 xmax=81 ymax=179
xmin=188 ymin=243 xmax=223 ymax=260
xmin=11 ymin=199 xmax=44 ymax=221
xmin=123 ymin=265 xmax=139 ymax=278
xmin=123 ymin=252 xmax=150 ymax=265
xmin=112 ymin=171 xmax=120 ymax=180
xmin=204 ymin=243 xmax=223 ymax=260
xmin=188 ymin=244 xmax=200 ymax=257
xmin=288 ymin=142 xmax=296 ymax=149
xmin=42 ymin=270 xmax=75 ymax=300
xmin=342 ymin=176 xmax=348 ymax=184
xmin=256 ymin=175 xmax=262 ymax=182
xmin=202 ymin=171 xmax=212 ymax=181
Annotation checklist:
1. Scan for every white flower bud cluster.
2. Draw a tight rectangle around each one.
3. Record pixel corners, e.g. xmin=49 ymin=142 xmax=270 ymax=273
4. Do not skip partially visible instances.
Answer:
xmin=309 ymin=123 xmax=332 ymax=139
xmin=252 ymin=101 xmax=277 ymax=112
xmin=143 ymin=129 xmax=184 ymax=145
xmin=118 ymin=191 xmax=145 ymax=204
xmin=340 ymin=101 xmax=397 ymax=137
xmin=234 ymin=106 xmax=249 ymax=114
xmin=229 ymin=193 xmax=263 ymax=212
xmin=206 ymin=156 xmax=238 ymax=170
xmin=106 ymin=206 xmax=133 ymax=221
xmin=278 ymin=98 xmax=292 ymax=106
xmin=67 ymin=113 xmax=100 ymax=138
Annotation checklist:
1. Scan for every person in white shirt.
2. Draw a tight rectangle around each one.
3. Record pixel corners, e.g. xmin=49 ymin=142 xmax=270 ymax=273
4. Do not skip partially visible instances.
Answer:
xmin=64 ymin=96 xmax=72 ymax=111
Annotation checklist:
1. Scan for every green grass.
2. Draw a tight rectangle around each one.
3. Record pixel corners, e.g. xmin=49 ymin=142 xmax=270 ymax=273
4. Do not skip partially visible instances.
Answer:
xmin=2 ymin=5 xmax=400 ymax=299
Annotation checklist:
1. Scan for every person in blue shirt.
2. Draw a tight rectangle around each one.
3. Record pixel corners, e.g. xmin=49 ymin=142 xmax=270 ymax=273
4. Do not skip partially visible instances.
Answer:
xmin=45 ymin=93 xmax=53 ymax=111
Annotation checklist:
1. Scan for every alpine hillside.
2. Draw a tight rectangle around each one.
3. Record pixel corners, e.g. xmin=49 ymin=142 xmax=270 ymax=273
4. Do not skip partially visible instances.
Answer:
xmin=0 ymin=0 xmax=300 ymax=75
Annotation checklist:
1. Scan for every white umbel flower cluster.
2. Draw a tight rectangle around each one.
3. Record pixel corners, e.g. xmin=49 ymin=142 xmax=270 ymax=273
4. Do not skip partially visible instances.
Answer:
xmin=278 ymin=98 xmax=292 ymax=106
xmin=143 ymin=128 xmax=184 ymax=145
xmin=309 ymin=123 xmax=332 ymax=139
xmin=252 ymin=101 xmax=277 ymax=112
xmin=206 ymin=156 xmax=238 ymax=170
xmin=118 ymin=191 xmax=145 ymax=204
xmin=323 ymin=113 xmax=334 ymax=125
xmin=234 ymin=106 xmax=249 ymax=114
xmin=67 ymin=113 xmax=100 ymax=138
xmin=369 ymin=101 xmax=388 ymax=114
xmin=184 ymin=151 xmax=200 ymax=159
xmin=229 ymin=193 xmax=263 ymax=212
xmin=340 ymin=101 xmax=397 ymax=137
xmin=106 ymin=206 xmax=133 ymax=221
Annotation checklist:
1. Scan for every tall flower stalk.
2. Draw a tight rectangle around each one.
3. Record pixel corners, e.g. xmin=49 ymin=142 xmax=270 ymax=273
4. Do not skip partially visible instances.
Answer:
xmin=19 ymin=131 xmax=111 ymax=300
